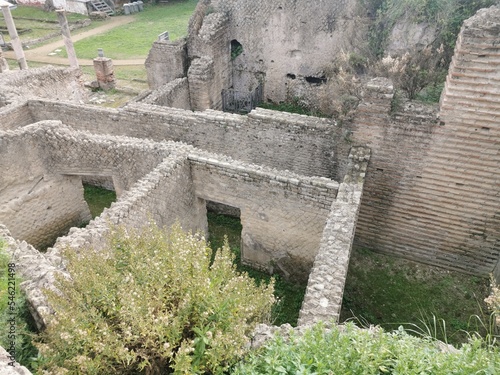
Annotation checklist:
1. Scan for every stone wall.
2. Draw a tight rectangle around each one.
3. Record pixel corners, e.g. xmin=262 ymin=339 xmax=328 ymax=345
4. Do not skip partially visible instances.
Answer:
xmin=145 ymin=38 xmax=188 ymax=90
xmin=349 ymin=55 xmax=500 ymax=275
xmin=206 ymin=0 xmax=360 ymax=103
xmin=28 ymin=101 xmax=340 ymax=179
xmin=142 ymin=77 xmax=191 ymax=109
xmin=0 ymin=102 xmax=34 ymax=130
xmin=190 ymin=152 xmax=339 ymax=281
xmin=299 ymin=146 xmax=370 ymax=325
xmin=0 ymin=67 xmax=86 ymax=107
xmin=0 ymin=124 xmax=91 ymax=249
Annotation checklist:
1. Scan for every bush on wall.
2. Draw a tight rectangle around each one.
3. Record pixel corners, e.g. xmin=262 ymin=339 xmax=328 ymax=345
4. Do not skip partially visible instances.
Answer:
xmin=36 ymin=223 xmax=275 ymax=375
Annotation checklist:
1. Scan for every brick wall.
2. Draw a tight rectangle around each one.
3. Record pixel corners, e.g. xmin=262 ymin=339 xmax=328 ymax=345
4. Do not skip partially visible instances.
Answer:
xmin=28 ymin=101 xmax=340 ymax=179
xmin=0 ymin=102 xmax=34 ymax=130
xmin=142 ymin=78 xmax=191 ymax=109
xmin=190 ymin=151 xmax=338 ymax=281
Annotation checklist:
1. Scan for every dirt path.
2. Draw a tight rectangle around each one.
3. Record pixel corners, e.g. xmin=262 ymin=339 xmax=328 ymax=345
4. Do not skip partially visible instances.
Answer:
xmin=4 ymin=16 xmax=145 ymax=66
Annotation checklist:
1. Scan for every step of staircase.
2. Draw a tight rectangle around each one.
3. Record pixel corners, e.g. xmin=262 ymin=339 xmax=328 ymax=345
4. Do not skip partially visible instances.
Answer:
xmin=90 ymin=0 xmax=114 ymax=16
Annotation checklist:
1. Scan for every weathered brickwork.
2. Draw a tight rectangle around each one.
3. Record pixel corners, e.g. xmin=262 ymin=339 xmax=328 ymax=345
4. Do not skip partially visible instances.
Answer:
xmin=190 ymin=152 xmax=339 ymax=281
xmin=145 ymin=38 xmax=188 ymax=90
xmin=0 ymin=102 xmax=34 ymax=130
xmin=142 ymin=77 xmax=191 ymax=109
xmin=27 ymin=100 xmax=340 ymax=179
xmin=299 ymin=146 xmax=370 ymax=325
xmin=0 ymin=66 xmax=86 ymax=107
xmin=349 ymin=10 xmax=500 ymax=277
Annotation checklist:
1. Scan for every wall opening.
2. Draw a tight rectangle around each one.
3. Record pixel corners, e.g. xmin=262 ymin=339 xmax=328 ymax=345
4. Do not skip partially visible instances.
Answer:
xmin=83 ymin=183 xmax=117 ymax=220
xmin=305 ymin=76 xmax=327 ymax=85
xmin=206 ymin=201 xmax=306 ymax=326
xmin=230 ymin=39 xmax=243 ymax=60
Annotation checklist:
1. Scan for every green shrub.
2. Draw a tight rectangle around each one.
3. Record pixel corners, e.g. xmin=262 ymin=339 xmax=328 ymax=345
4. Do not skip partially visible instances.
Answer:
xmin=0 ymin=238 xmax=39 ymax=370
xmin=37 ymin=223 xmax=275 ymax=374
xmin=233 ymin=322 xmax=500 ymax=374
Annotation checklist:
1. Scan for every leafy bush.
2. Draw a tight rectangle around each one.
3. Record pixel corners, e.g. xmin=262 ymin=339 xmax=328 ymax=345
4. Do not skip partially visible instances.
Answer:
xmin=485 ymin=277 xmax=500 ymax=330
xmin=0 ymin=239 xmax=39 ymax=370
xmin=233 ymin=322 xmax=500 ymax=374
xmin=37 ymin=223 xmax=275 ymax=374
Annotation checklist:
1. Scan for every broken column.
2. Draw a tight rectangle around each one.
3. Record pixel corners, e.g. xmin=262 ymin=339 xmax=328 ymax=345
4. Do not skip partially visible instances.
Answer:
xmin=56 ymin=9 xmax=79 ymax=68
xmin=0 ymin=0 xmax=27 ymax=69
xmin=93 ymin=49 xmax=116 ymax=90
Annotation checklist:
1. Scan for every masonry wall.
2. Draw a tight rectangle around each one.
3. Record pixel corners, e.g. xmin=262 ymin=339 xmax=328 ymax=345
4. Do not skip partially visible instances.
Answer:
xmin=145 ymin=38 xmax=188 ymax=90
xmin=299 ymin=146 xmax=370 ymax=325
xmin=0 ymin=67 xmax=86 ymax=107
xmin=205 ymin=0 xmax=359 ymax=102
xmin=188 ymin=13 xmax=231 ymax=110
xmin=28 ymin=101 xmax=340 ymax=179
xmin=190 ymin=151 xmax=339 ymax=282
xmin=0 ymin=102 xmax=34 ymax=130
xmin=142 ymin=78 xmax=191 ymax=109
xmin=0 ymin=125 xmax=91 ymax=249
xmin=350 ymin=51 xmax=500 ymax=275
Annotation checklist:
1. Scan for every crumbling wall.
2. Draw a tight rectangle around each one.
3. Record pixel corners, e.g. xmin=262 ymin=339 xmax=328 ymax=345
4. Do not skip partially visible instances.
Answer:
xmin=142 ymin=78 xmax=191 ymax=109
xmin=188 ymin=12 xmax=231 ymax=110
xmin=190 ymin=151 xmax=339 ymax=282
xmin=0 ymin=124 xmax=91 ymax=249
xmin=145 ymin=38 xmax=188 ymax=90
xmin=0 ymin=67 xmax=86 ymax=107
xmin=298 ymin=146 xmax=370 ymax=325
xmin=28 ymin=101 xmax=340 ymax=179
xmin=206 ymin=0 xmax=359 ymax=103
xmin=0 ymin=102 xmax=34 ymax=130
xmin=350 ymin=44 xmax=500 ymax=276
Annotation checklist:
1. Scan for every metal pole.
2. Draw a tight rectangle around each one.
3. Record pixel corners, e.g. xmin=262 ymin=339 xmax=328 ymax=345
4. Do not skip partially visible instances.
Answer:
xmin=56 ymin=9 xmax=79 ymax=68
xmin=0 ymin=4 xmax=27 ymax=69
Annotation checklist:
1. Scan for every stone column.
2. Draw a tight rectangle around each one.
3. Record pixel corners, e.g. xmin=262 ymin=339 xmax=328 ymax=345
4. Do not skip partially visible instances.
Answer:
xmin=93 ymin=54 xmax=116 ymax=90
xmin=56 ymin=9 xmax=79 ymax=68
xmin=0 ymin=2 xmax=28 ymax=69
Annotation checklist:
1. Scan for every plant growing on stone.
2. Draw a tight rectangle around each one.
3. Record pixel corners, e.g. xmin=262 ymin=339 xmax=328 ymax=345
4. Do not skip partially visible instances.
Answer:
xmin=36 ymin=223 xmax=275 ymax=375
xmin=485 ymin=276 xmax=500 ymax=332
xmin=377 ymin=45 xmax=446 ymax=100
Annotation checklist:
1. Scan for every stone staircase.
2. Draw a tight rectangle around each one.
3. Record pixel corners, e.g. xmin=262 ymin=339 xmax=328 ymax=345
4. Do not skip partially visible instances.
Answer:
xmin=89 ymin=0 xmax=114 ymax=16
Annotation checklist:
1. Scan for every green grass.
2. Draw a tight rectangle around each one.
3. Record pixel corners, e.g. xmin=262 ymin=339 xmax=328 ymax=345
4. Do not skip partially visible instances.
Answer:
xmin=1 ymin=6 xmax=89 ymax=42
xmin=207 ymin=212 xmax=306 ymax=327
xmin=340 ymin=247 xmax=491 ymax=346
xmin=83 ymin=184 xmax=117 ymax=218
xmin=0 ymin=240 xmax=39 ymax=371
xmin=60 ymin=1 xmax=198 ymax=60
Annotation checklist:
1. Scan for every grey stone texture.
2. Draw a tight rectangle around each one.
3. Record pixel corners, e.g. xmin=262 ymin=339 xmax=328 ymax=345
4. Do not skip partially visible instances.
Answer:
xmin=0 ymin=66 xmax=86 ymax=107
xmin=0 ymin=346 xmax=32 ymax=375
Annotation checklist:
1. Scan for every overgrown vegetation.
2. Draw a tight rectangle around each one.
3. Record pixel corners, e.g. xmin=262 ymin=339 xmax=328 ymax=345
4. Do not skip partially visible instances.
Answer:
xmin=233 ymin=321 xmax=500 ymax=374
xmin=83 ymin=184 xmax=116 ymax=219
xmin=340 ymin=247 xmax=493 ymax=346
xmin=0 ymin=239 xmax=39 ymax=371
xmin=207 ymin=212 xmax=307 ymax=327
xmin=37 ymin=223 xmax=274 ymax=374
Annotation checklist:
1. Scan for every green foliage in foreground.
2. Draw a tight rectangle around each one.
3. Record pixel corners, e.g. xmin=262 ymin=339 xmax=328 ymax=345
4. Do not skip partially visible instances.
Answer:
xmin=37 ymin=223 xmax=275 ymax=374
xmin=0 ymin=239 xmax=39 ymax=370
xmin=233 ymin=322 xmax=500 ymax=374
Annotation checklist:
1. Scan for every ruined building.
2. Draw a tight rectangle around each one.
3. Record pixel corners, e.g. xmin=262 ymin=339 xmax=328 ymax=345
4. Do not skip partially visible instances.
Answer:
xmin=0 ymin=2 xmax=499 ymax=332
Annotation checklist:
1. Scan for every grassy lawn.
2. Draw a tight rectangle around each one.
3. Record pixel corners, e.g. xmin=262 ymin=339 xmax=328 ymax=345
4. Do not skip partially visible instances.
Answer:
xmin=1 ymin=6 xmax=90 ymax=42
xmin=207 ymin=212 xmax=307 ymax=327
xmin=340 ymin=247 xmax=491 ymax=346
xmin=60 ymin=1 xmax=198 ymax=60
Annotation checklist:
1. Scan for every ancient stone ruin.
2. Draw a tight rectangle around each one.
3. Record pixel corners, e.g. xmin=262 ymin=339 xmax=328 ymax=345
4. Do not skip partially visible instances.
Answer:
xmin=0 ymin=2 xmax=499 ymax=359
